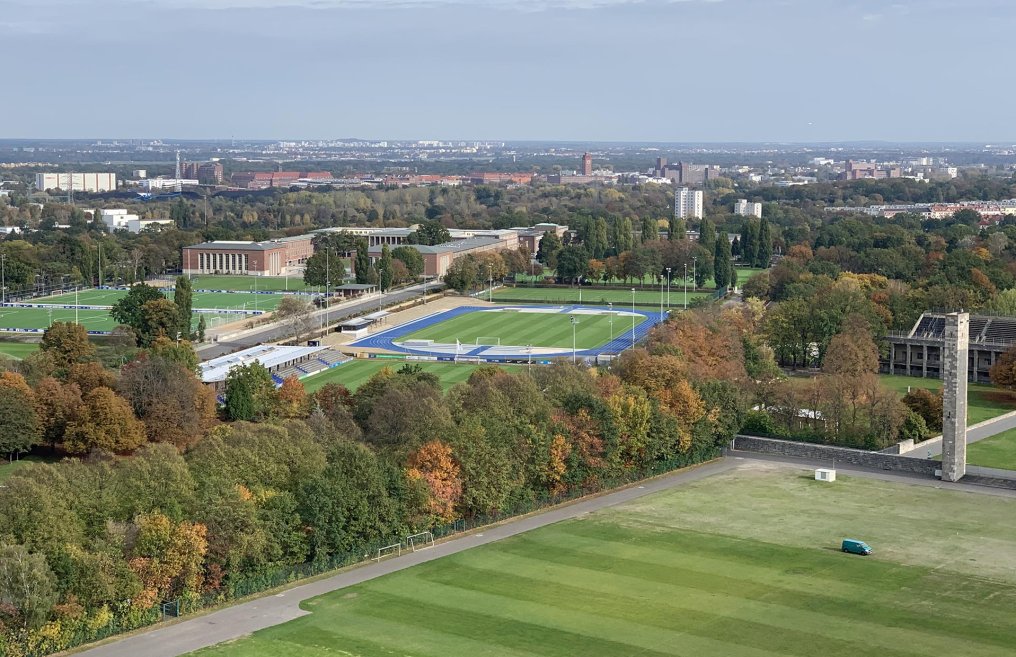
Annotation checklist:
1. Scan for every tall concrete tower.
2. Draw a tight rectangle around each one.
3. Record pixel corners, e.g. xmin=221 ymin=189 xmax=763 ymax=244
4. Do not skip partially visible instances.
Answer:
xmin=581 ymin=152 xmax=593 ymax=176
xmin=941 ymin=312 xmax=969 ymax=482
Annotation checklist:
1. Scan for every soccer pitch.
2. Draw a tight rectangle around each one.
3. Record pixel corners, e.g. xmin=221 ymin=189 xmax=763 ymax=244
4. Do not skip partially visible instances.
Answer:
xmin=34 ymin=289 xmax=287 ymax=312
xmin=492 ymin=286 xmax=712 ymax=307
xmin=402 ymin=308 xmax=646 ymax=350
xmin=191 ymin=464 xmax=1016 ymax=657
xmin=187 ymin=275 xmax=314 ymax=292
xmin=302 ymin=360 xmax=518 ymax=393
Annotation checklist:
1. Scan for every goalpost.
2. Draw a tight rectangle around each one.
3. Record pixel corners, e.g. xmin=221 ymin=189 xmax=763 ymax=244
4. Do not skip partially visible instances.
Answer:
xmin=474 ymin=336 xmax=501 ymax=346
xmin=406 ymin=531 xmax=435 ymax=552
xmin=375 ymin=543 xmax=401 ymax=562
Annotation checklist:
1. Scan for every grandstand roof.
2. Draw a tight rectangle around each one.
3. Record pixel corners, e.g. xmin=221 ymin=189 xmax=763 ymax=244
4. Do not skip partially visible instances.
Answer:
xmin=905 ymin=312 xmax=1016 ymax=346
xmin=199 ymin=344 xmax=325 ymax=383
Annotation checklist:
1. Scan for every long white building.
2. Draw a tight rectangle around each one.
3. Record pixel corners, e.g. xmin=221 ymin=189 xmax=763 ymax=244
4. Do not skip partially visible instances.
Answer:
xmin=35 ymin=172 xmax=117 ymax=193
xmin=674 ymin=187 xmax=703 ymax=219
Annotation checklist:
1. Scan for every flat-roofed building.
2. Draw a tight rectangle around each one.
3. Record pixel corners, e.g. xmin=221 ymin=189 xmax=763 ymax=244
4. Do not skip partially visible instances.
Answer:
xmin=734 ymin=199 xmax=763 ymax=218
xmin=200 ymin=344 xmax=326 ymax=391
xmin=182 ymin=234 xmax=314 ymax=276
xmin=35 ymin=172 xmax=116 ymax=193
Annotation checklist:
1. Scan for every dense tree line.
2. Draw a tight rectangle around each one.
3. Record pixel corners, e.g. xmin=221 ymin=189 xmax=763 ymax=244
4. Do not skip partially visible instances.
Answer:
xmin=0 ymin=301 xmax=757 ymax=654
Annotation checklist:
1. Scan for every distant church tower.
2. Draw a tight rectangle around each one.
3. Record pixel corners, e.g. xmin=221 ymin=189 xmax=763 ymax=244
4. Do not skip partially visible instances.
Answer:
xmin=581 ymin=152 xmax=593 ymax=176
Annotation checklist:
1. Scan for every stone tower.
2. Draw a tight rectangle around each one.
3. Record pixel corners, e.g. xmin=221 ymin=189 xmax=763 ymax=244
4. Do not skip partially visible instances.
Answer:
xmin=941 ymin=312 xmax=969 ymax=482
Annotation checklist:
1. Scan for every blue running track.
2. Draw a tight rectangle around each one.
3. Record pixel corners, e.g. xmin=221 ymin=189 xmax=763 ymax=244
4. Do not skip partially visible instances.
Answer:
xmin=350 ymin=305 xmax=665 ymax=361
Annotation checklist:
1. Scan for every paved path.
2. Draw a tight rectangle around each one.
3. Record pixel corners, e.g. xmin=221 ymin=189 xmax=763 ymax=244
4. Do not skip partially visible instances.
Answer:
xmin=196 ymin=281 xmax=444 ymax=360
xmin=912 ymin=410 xmax=1016 ymax=458
xmin=74 ymin=459 xmax=738 ymax=657
xmin=72 ymin=453 xmax=1016 ymax=657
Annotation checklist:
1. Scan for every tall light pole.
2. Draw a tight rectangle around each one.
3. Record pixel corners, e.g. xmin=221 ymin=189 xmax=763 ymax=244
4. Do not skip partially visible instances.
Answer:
xmin=527 ymin=344 xmax=533 ymax=374
xmin=683 ymin=263 xmax=688 ymax=310
xmin=692 ymin=255 xmax=698 ymax=294
xmin=378 ymin=268 xmax=384 ymax=313
xmin=659 ymin=272 xmax=665 ymax=321
xmin=0 ymin=253 xmax=5 ymax=306
xmin=608 ymin=301 xmax=613 ymax=341
xmin=325 ymin=247 xmax=330 ymax=306
xmin=488 ymin=264 xmax=493 ymax=303
xmin=666 ymin=267 xmax=672 ymax=309
xmin=630 ymin=287 xmax=636 ymax=348
xmin=570 ymin=316 xmax=578 ymax=363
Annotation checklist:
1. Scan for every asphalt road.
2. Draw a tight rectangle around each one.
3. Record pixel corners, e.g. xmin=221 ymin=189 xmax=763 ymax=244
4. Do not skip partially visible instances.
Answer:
xmin=196 ymin=281 xmax=444 ymax=360
xmin=70 ymin=454 xmax=1016 ymax=657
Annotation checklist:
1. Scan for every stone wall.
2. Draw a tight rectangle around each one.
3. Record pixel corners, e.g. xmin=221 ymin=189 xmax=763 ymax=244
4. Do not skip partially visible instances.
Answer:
xmin=732 ymin=435 xmax=941 ymax=476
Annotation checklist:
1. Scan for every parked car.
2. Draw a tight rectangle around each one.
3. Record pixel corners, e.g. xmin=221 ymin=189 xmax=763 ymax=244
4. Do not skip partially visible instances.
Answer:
xmin=841 ymin=539 xmax=872 ymax=555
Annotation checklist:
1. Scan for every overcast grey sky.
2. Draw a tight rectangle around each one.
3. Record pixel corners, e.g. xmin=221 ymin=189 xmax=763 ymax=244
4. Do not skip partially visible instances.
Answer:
xmin=1 ymin=0 xmax=1012 ymax=142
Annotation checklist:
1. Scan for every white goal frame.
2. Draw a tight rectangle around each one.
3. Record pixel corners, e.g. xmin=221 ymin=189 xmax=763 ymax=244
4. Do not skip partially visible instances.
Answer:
xmin=474 ymin=336 xmax=501 ymax=346
xmin=375 ymin=543 xmax=401 ymax=562
xmin=406 ymin=531 xmax=435 ymax=552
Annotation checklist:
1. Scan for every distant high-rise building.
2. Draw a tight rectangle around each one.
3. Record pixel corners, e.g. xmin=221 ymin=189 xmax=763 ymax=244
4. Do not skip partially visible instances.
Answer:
xmin=674 ymin=187 xmax=703 ymax=219
xmin=181 ymin=161 xmax=224 ymax=185
xmin=581 ymin=152 xmax=593 ymax=176
xmin=658 ymin=161 xmax=714 ymax=185
xmin=734 ymin=199 xmax=763 ymax=218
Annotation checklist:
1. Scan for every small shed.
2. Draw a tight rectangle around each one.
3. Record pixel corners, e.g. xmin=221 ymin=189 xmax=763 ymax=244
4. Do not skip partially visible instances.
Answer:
xmin=337 ymin=317 xmax=372 ymax=337
xmin=815 ymin=468 xmax=836 ymax=482
xmin=335 ymin=283 xmax=376 ymax=299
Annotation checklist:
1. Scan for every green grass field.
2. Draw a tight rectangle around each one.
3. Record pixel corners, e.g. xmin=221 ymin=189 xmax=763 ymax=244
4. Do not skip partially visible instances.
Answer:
xmin=879 ymin=374 xmax=1016 ymax=426
xmin=191 ymin=464 xmax=1016 ymax=657
xmin=0 ymin=456 xmax=54 ymax=483
xmin=187 ymin=275 xmax=315 ymax=292
xmin=0 ymin=306 xmax=244 ymax=333
xmin=0 ymin=342 xmax=40 ymax=359
xmin=35 ymin=289 xmax=288 ymax=312
xmin=966 ymin=427 xmax=1016 ymax=471
xmin=302 ymin=360 xmax=515 ymax=393
xmin=491 ymin=286 xmax=712 ymax=308
xmin=404 ymin=309 xmax=644 ymax=349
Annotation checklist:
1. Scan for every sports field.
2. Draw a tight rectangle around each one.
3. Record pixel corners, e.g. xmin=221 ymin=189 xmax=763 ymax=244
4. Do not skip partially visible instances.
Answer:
xmin=403 ymin=308 xmax=645 ymax=349
xmin=0 ymin=342 xmax=40 ymax=359
xmin=186 ymin=274 xmax=315 ymax=292
xmin=302 ymin=360 xmax=516 ymax=393
xmin=491 ymin=286 xmax=712 ymax=308
xmin=191 ymin=464 xmax=1016 ymax=657
xmin=34 ymin=289 xmax=288 ymax=312
xmin=0 ymin=306 xmax=242 ymax=332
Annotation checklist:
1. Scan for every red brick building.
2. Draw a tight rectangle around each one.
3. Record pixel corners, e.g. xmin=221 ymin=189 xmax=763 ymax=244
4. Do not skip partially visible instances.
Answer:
xmin=468 ymin=172 xmax=534 ymax=185
xmin=182 ymin=235 xmax=314 ymax=276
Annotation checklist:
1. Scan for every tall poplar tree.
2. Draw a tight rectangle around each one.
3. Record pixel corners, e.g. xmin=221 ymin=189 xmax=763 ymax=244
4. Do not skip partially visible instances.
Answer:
xmin=174 ymin=275 xmax=193 ymax=339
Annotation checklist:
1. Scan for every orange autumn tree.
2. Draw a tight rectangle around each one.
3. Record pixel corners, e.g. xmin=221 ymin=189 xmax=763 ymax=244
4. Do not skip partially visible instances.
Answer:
xmin=276 ymin=375 xmax=309 ymax=418
xmin=406 ymin=440 xmax=462 ymax=523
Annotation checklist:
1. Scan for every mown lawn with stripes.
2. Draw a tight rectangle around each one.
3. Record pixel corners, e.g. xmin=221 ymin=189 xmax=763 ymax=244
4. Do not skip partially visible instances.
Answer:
xmin=192 ymin=466 xmax=1016 ymax=657
xmin=302 ymin=360 xmax=506 ymax=393
xmin=403 ymin=309 xmax=645 ymax=349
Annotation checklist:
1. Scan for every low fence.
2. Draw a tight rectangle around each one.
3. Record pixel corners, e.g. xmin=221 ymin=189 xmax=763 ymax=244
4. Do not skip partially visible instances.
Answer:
xmin=731 ymin=435 xmax=941 ymax=476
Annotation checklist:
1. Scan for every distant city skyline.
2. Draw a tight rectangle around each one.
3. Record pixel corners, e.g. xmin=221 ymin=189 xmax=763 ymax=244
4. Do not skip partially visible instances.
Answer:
xmin=2 ymin=0 xmax=1013 ymax=142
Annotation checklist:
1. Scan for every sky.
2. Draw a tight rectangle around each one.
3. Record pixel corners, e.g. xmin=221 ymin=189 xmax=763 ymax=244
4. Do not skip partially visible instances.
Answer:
xmin=1 ymin=0 xmax=1013 ymax=142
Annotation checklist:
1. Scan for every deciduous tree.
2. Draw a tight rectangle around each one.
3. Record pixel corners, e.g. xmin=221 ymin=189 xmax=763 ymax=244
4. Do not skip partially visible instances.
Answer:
xmin=406 ymin=440 xmax=462 ymax=523
xmin=40 ymin=321 xmax=96 ymax=371
xmin=0 ymin=372 xmax=40 ymax=455
xmin=64 ymin=386 xmax=145 ymax=454
xmin=224 ymin=363 xmax=277 ymax=422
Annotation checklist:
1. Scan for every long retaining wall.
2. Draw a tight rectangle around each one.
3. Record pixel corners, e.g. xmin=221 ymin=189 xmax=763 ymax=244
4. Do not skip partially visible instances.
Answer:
xmin=732 ymin=435 xmax=941 ymax=476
